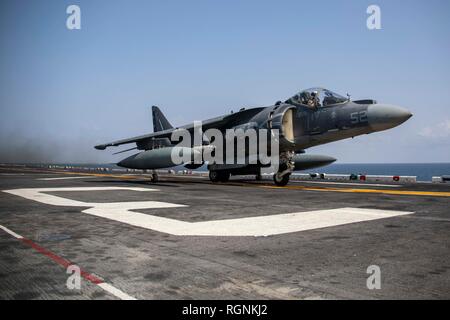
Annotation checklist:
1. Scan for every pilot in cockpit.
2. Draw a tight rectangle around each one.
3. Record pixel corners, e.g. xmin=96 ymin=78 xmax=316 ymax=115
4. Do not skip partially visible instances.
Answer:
xmin=308 ymin=91 xmax=320 ymax=109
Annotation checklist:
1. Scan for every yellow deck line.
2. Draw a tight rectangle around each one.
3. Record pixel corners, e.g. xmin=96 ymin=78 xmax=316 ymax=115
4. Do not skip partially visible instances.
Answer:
xmin=2 ymin=168 xmax=449 ymax=197
xmin=260 ymin=185 xmax=450 ymax=197
xmin=0 ymin=167 xmax=141 ymax=180
xmin=56 ymin=171 xmax=139 ymax=180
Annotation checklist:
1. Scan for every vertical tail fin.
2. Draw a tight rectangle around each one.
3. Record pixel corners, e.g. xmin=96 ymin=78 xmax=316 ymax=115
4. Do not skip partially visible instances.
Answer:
xmin=152 ymin=106 xmax=173 ymax=132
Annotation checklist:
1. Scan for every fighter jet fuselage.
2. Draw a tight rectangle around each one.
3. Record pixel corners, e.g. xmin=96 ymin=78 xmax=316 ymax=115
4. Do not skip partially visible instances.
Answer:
xmin=95 ymin=87 xmax=412 ymax=186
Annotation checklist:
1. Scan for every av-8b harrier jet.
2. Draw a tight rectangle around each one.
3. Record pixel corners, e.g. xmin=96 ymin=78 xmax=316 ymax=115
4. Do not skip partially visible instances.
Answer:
xmin=95 ymin=88 xmax=412 ymax=186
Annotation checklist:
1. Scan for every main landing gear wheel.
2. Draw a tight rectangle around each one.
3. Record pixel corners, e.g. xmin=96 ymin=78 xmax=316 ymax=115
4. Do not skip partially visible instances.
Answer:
xmin=209 ymin=170 xmax=220 ymax=183
xmin=273 ymin=172 xmax=290 ymax=186
xmin=209 ymin=171 xmax=230 ymax=183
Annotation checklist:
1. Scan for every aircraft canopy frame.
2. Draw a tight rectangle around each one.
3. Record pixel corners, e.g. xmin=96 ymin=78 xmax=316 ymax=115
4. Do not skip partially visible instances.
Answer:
xmin=286 ymin=88 xmax=348 ymax=108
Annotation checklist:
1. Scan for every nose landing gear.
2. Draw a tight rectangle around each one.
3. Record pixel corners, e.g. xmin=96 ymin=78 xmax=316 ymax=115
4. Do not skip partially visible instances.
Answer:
xmin=273 ymin=151 xmax=295 ymax=186
xmin=273 ymin=172 xmax=290 ymax=186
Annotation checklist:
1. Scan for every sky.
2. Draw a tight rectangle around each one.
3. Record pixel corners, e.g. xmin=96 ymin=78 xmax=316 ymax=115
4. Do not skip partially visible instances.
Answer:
xmin=0 ymin=0 xmax=449 ymax=164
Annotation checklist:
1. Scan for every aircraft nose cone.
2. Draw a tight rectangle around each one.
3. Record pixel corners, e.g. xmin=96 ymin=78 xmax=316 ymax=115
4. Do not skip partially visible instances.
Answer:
xmin=367 ymin=104 xmax=412 ymax=131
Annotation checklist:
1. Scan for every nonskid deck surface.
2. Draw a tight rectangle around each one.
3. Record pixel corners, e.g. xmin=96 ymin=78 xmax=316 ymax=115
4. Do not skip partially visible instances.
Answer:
xmin=0 ymin=166 xmax=449 ymax=299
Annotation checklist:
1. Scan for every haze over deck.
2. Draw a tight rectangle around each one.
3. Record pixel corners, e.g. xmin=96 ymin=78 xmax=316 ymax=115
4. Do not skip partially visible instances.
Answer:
xmin=0 ymin=0 xmax=449 ymax=163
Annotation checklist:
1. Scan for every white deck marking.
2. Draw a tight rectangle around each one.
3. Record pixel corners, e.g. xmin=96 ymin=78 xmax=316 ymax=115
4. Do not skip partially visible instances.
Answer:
xmin=4 ymin=187 xmax=160 ymax=206
xmin=37 ymin=176 xmax=96 ymax=181
xmin=2 ymin=187 xmax=414 ymax=237
xmin=83 ymin=205 xmax=414 ymax=236
xmin=98 ymin=283 xmax=137 ymax=300
xmin=0 ymin=225 xmax=24 ymax=239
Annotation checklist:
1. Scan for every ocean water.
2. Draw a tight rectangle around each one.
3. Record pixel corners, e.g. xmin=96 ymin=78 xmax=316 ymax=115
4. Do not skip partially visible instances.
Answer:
xmin=313 ymin=163 xmax=450 ymax=182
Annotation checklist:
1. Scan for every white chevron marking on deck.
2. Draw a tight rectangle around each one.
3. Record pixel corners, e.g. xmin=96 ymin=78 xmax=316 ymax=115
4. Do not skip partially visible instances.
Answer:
xmin=3 ymin=187 xmax=413 ymax=237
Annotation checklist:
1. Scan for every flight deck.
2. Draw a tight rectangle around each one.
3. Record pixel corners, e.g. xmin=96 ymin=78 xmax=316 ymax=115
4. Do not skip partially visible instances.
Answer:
xmin=0 ymin=165 xmax=449 ymax=299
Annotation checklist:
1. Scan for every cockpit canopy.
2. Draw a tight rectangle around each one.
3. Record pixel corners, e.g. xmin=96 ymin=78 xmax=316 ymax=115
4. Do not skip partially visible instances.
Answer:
xmin=285 ymin=87 xmax=348 ymax=108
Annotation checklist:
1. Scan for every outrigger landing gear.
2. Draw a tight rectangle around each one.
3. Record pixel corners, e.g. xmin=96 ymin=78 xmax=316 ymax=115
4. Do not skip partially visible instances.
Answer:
xmin=209 ymin=170 xmax=230 ymax=183
xmin=273 ymin=151 xmax=295 ymax=187
xmin=151 ymin=170 xmax=159 ymax=183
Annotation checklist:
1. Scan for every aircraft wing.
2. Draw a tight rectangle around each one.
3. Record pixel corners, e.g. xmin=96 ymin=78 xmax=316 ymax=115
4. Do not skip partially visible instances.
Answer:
xmin=94 ymin=130 xmax=172 ymax=150
xmin=94 ymin=107 xmax=264 ymax=150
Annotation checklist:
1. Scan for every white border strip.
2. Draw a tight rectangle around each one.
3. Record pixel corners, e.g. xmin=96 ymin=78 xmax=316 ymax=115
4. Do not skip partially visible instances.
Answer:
xmin=0 ymin=225 xmax=24 ymax=239
xmin=98 ymin=283 xmax=137 ymax=300
xmin=0 ymin=224 xmax=136 ymax=300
